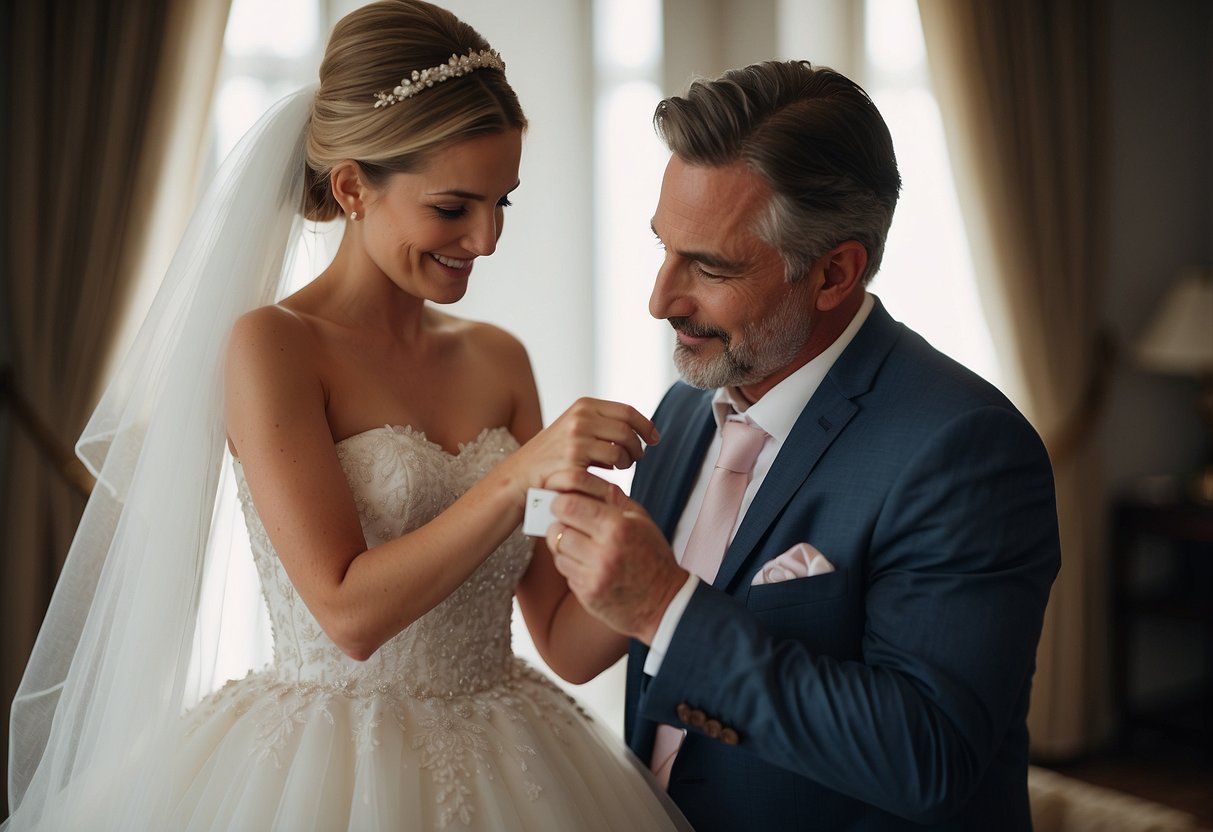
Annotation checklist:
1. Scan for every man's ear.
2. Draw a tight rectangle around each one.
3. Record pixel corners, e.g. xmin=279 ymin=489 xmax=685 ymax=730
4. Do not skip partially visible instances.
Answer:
xmin=813 ymin=241 xmax=868 ymax=312
xmin=330 ymin=160 xmax=367 ymax=217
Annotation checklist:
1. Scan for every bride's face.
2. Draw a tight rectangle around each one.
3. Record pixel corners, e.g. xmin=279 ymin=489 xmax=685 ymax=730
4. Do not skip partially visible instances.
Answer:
xmin=361 ymin=128 xmax=522 ymax=304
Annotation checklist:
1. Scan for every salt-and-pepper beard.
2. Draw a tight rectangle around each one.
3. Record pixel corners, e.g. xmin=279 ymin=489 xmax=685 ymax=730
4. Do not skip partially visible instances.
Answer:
xmin=670 ymin=280 xmax=814 ymax=390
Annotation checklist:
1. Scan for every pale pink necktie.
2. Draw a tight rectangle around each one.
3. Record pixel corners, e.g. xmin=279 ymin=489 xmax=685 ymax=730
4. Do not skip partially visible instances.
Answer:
xmin=650 ymin=418 xmax=768 ymax=789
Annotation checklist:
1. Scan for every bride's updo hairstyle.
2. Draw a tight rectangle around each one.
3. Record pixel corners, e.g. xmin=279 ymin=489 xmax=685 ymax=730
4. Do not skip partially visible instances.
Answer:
xmin=303 ymin=0 xmax=526 ymax=221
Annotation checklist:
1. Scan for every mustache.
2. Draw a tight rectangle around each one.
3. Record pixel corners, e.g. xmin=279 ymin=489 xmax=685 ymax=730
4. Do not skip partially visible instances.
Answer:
xmin=669 ymin=317 xmax=728 ymax=342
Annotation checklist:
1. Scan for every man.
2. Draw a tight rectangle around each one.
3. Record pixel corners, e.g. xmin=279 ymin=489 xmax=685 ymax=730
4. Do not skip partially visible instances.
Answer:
xmin=547 ymin=61 xmax=1060 ymax=829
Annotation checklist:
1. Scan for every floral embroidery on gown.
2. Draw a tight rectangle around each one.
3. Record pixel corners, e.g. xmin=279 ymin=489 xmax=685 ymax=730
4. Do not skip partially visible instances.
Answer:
xmin=153 ymin=426 xmax=686 ymax=831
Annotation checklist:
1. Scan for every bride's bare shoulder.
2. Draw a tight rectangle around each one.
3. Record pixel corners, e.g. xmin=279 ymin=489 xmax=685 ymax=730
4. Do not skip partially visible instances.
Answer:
xmin=230 ymin=303 xmax=315 ymax=347
xmin=226 ymin=303 xmax=323 ymax=382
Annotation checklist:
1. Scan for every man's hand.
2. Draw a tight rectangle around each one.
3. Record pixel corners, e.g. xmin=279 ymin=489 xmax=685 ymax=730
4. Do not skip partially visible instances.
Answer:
xmin=542 ymin=469 xmax=687 ymax=644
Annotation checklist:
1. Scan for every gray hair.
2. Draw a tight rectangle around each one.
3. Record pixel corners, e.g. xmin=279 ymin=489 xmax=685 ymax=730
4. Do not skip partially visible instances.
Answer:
xmin=654 ymin=61 xmax=901 ymax=284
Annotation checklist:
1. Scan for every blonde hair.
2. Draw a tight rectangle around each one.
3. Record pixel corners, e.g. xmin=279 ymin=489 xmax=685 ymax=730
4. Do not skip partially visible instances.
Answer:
xmin=303 ymin=0 xmax=527 ymax=221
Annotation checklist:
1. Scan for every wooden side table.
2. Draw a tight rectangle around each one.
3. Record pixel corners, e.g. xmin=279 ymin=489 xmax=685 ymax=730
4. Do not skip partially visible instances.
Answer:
xmin=1110 ymin=494 xmax=1213 ymax=752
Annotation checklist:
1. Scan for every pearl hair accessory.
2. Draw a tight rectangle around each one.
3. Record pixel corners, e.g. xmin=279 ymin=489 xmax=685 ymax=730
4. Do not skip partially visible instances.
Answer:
xmin=373 ymin=49 xmax=505 ymax=109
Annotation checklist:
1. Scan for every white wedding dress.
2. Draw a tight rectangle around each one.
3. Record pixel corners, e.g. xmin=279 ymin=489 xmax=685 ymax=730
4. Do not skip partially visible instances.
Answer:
xmin=38 ymin=425 xmax=686 ymax=831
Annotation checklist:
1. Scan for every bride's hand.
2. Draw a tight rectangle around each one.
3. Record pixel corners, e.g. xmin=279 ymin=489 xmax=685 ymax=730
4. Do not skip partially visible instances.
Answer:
xmin=541 ymin=467 xmax=629 ymax=507
xmin=501 ymin=397 xmax=659 ymax=495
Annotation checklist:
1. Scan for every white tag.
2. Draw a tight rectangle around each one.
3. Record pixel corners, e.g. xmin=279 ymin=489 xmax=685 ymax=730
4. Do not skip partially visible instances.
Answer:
xmin=523 ymin=487 xmax=559 ymax=537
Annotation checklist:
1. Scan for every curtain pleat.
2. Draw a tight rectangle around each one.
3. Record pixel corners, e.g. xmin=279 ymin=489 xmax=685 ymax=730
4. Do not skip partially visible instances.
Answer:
xmin=1 ymin=0 xmax=231 ymax=809
xmin=917 ymin=0 xmax=1110 ymax=759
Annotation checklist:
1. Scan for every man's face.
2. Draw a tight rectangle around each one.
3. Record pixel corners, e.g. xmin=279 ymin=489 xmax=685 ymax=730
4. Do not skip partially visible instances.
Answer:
xmin=649 ymin=155 xmax=817 ymax=398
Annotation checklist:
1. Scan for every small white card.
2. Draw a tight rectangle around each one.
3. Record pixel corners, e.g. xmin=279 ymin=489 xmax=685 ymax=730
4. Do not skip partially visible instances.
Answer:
xmin=523 ymin=487 xmax=559 ymax=537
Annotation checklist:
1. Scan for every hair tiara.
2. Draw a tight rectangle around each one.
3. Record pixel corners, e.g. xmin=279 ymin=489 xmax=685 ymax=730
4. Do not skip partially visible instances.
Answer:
xmin=373 ymin=48 xmax=505 ymax=108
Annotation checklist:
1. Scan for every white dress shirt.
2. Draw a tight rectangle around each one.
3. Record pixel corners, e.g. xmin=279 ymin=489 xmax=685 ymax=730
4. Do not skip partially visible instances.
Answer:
xmin=643 ymin=293 xmax=874 ymax=675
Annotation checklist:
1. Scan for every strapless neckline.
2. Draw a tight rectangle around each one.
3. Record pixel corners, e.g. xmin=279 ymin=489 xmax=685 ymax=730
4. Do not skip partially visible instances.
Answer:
xmin=335 ymin=424 xmax=514 ymax=456
xmin=232 ymin=424 xmax=516 ymax=466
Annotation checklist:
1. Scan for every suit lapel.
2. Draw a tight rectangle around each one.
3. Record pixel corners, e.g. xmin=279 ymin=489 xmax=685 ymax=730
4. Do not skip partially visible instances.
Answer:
xmin=644 ymin=390 xmax=716 ymax=540
xmin=713 ymin=299 xmax=903 ymax=591
xmin=713 ymin=390 xmax=857 ymax=589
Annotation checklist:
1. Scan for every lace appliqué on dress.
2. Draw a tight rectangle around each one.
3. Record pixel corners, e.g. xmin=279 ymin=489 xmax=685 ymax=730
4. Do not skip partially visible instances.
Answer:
xmin=185 ymin=663 xmax=586 ymax=826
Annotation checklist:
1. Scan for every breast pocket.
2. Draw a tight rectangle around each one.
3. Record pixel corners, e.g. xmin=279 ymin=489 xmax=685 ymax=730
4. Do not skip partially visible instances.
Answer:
xmin=745 ymin=568 xmax=857 ymax=656
xmin=745 ymin=567 xmax=849 ymax=612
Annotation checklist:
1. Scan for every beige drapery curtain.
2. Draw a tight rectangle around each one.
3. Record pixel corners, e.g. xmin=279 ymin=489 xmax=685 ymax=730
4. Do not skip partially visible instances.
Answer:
xmin=917 ymin=1 xmax=1110 ymax=759
xmin=1 ymin=0 xmax=231 ymax=807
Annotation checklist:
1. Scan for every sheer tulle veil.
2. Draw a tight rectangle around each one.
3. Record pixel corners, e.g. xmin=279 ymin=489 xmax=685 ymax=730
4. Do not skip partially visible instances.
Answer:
xmin=5 ymin=85 xmax=317 ymax=829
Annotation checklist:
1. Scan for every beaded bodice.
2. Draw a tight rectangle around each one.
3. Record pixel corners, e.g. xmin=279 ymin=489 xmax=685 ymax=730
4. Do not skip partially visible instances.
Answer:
xmin=233 ymin=425 xmax=531 ymax=700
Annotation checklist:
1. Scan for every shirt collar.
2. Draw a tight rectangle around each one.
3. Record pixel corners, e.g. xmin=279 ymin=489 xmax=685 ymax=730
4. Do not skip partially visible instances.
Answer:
xmin=711 ymin=292 xmax=875 ymax=443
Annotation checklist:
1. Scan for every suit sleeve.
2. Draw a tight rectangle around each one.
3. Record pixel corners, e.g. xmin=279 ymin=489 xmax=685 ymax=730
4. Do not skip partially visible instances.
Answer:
xmin=640 ymin=404 xmax=1060 ymax=823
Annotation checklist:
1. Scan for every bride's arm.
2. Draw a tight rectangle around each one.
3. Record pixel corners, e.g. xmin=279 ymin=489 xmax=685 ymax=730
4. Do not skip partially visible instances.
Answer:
xmin=225 ymin=306 xmax=653 ymax=661
xmin=509 ymin=362 xmax=632 ymax=684
xmin=516 ymin=538 xmax=631 ymax=684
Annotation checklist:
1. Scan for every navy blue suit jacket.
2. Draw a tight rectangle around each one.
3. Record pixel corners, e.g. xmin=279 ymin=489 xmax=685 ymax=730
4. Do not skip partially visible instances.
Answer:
xmin=626 ymin=299 xmax=1059 ymax=830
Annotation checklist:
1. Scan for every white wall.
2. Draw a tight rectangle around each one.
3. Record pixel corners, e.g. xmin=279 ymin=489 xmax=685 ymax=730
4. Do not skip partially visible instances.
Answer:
xmin=335 ymin=0 xmax=599 ymax=421
xmin=434 ymin=1 xmax=597 ymax=424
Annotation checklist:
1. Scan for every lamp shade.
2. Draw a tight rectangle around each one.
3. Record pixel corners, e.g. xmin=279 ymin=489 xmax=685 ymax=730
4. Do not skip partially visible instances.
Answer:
xmin=1136 ymin=267 xmax=1213 ymax=375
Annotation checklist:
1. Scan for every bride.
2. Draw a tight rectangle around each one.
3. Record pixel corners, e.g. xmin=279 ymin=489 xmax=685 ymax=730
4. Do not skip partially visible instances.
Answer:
xmin=3 ymin=1 xmax=688 ymax=829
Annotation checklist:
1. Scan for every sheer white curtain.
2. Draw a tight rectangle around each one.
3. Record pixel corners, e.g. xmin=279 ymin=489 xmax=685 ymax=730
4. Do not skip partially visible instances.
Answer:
xmin=780 ymin=0 xmax=1002 ymax=389
xmin=859 ymin=0 xmax=1001 ymax=389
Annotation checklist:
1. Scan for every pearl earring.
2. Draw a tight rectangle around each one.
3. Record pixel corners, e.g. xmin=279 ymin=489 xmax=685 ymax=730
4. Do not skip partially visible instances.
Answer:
xmin=350 ymin=211 xmax=359 ymax=221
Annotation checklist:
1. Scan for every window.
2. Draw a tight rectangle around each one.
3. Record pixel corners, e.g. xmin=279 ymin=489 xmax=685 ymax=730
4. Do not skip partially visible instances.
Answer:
xmin=862 ymin=0 xmax=1002 ymax=388
xmin=210 ymin=0 xmax=324 ymax=159
xmin=592 ymin=0 xmax=672 ymax=433
xmin=211 ymin=0 xmax=341 ymax=295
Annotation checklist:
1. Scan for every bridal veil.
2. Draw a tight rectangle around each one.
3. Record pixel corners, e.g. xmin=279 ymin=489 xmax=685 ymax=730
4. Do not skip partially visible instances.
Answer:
xmin=6 ymin=86 xmax=316 ymax=828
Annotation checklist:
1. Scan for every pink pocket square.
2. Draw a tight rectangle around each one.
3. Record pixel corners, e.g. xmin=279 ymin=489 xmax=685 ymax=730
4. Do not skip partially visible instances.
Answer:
xmin=751 ymin=543 xmax=835 ymax=585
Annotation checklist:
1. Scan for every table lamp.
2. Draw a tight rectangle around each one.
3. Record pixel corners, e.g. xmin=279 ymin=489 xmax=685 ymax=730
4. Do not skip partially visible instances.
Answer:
xmin=1137 ymin=266 xmax=1213 ymax=503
